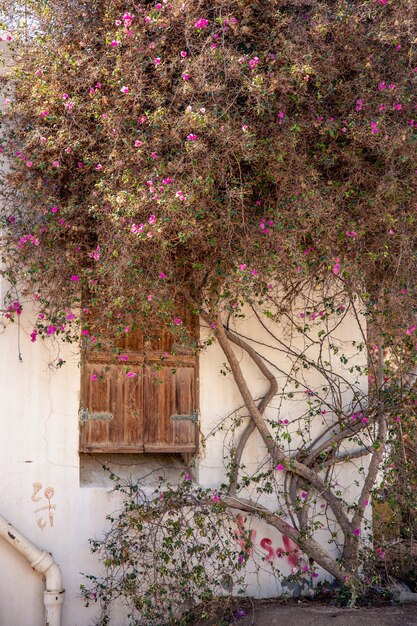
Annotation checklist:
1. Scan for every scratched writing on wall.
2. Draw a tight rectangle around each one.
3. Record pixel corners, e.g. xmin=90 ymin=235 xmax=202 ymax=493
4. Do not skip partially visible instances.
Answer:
xmin=32 ymin=482 xmax=56 ymax=529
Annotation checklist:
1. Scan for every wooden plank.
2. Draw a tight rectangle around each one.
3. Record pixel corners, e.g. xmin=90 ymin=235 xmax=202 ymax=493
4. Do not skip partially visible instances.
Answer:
xmin=79 ymin=362 xmax=111 ymax=451
xmin=143 ymin=363 xmax=197 ymax=453
xmin=124 ymin=368 xmax=144 ymax=446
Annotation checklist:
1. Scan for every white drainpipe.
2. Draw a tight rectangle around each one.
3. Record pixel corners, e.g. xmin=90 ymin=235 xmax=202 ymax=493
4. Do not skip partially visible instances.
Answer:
xmin=0 ymin=513 xmax=64 ymax=626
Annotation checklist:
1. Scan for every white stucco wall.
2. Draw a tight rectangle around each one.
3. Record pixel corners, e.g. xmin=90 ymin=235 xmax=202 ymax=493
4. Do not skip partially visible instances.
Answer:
xmin=0 ymin=298 xmax=368 ymax=626
xmin=0 ymin=36 xmax=369 ymax=626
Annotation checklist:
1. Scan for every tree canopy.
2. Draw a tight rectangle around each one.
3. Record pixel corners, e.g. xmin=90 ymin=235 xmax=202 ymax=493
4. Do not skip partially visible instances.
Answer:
xmin=1 ymin=0 xmax=416 ymax=346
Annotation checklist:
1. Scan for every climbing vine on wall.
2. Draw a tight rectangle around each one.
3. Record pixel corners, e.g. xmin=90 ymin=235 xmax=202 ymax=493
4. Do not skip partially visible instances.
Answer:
xmin=1 ymin=0 xmax=417 ymax=621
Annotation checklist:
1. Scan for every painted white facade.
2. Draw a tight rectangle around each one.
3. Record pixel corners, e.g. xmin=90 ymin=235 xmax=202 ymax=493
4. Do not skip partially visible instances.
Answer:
xmin=0 ymin=37 xmax=368 ymax=626
xmin=0 ymin=300 xmax=368 ymax=626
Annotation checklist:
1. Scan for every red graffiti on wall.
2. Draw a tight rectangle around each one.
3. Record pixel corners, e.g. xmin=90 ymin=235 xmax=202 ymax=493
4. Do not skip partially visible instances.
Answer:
xmin=258 ymin=534 xmax=299 ymax=564
xmin=234 ymin=516 xmax=300 ymax=566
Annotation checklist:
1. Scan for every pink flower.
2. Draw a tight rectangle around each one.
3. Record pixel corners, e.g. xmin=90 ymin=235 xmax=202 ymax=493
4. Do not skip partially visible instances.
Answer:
xmin=242 ymin=124 xmax=248 ymax=132
xmin=26 ymin=161 xmax=33 ymax=167
xmin=332 ymin=259 xmax=341 ymax=275
xmin=249 ymin=56 xmax=259 ymax=69
xmin=30 ymin=329 xmax=38 ymax=342
xmin=194 ymin=18 xmax=209 ymax=29
xmin=159 ymin=272 xmax=166 ymax=279
xmin=406 ymin=325 xmax=416 ymax=335
xmin=355 ymin=98 xmax=363 ymax=112
xmin=52 ymin=160 xmax=60 ymax=168
xmin=239 ymin=263 xmax=247 ymax=270
xmin=151 ymin=152 xmax=157 ymax=159
xmin=134 ymin=140 xmax=143 ymax=147
xmin=71 ymin=274 xmax=80 ymax=282
xmin=187 ymin=133 xmax=197 ymax=141
xmin=88 ymin=246 xmax=100 ymax=261
xmin=184 ymin=472 xmax=191 ymax=480
xmin=95 ymin=163 xmax=103 ymax=170
xmin=120 ymin=86 xmax=129 ymax=93
xmin=126 ymin=371 xmax=137 ymax=378
xmin=353 ymin=528 xmax=360 ymax=536
xmin=149 ymin=214 xmax=156 ymax=224
xmin=180 ymin=50 xmax=187 ymax=58
xmin=173 ymin=317 xmax=182 ymax=325
xmin=212 ymin=492 xmax=220 ymax=503
xmin=154 ymin=57 xmax=161 ymax=65
xmin=278 ymin=111 xmax=284 ymax=124
xmin=371 ymin=121 xmax=379 ymax=134
xmin=183 ymin=73 xmax=190 ymax=81
xmin=276 ymin=464 xmax=285 ymax=471
xmin=378 ymin=82 xmax=386 ymax=91
xmin=110 ymin=40 xmax=120 ymax=47
xmin=90 ymin=374 xmax=98 ymax=381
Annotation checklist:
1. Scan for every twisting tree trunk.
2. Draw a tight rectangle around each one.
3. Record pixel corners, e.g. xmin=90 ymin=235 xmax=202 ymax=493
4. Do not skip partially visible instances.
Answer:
xmin=186 ymin=290 xmax=385 ymax=599
xmin=199 ymin=310 xmax=362 ymax=589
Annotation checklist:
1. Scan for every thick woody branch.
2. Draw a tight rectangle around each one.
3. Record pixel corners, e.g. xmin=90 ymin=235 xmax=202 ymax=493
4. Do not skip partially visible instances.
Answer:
xmin=223 ymin=496 xmax=350 ymax=585
xmin=342 ymin=344 xmax=388 ymax=567
xmin=224 ymin=326 xmax=278 ymax=496
xmin=211 ymin=313 xmax=353 ymax=538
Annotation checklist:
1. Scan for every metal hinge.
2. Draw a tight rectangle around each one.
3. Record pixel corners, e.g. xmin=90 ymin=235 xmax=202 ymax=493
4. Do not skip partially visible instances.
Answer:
xmin=170 ymin=410 xmax=199 ymax=424
xmin=79 ymin=408 xmax=113 ymax=424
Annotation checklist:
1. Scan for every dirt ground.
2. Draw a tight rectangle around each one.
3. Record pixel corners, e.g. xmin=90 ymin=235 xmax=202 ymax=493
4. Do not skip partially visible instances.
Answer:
xmin=233 ymin=602 xmax=417 ymax=626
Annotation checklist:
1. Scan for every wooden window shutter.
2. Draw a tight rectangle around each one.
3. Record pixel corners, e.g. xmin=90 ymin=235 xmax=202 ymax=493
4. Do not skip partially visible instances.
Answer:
xmin=79 ymin=310 xmax=198 ymax=454
xmin=143 ymin=357 xmax=197 ymax=453
xmin=79 ymin=359 xmax=144 ymax=453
